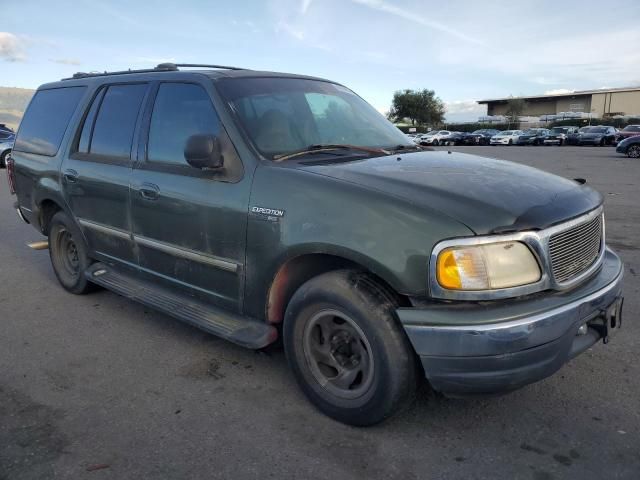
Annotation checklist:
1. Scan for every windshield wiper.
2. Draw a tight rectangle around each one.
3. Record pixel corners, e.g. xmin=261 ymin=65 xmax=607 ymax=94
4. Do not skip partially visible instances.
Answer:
xmin=385 ymin=144 xmax=423 ymax=153
xmin=273 ymin=144 xmax=389 ymax=162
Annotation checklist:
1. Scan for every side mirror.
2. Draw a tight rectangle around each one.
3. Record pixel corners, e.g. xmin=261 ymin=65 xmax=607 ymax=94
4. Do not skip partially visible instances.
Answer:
xmin=184 ymin=134 xmax=224 ymax=169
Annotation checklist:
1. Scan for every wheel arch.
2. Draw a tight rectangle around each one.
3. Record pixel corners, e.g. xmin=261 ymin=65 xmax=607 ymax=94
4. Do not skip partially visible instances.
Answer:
xmin=265 ymin=250 xmax=411 ymax=325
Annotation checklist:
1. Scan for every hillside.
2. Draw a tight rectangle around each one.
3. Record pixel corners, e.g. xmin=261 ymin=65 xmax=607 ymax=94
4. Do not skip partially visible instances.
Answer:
xmin=0 ymin=86 xmax=35 ymax=130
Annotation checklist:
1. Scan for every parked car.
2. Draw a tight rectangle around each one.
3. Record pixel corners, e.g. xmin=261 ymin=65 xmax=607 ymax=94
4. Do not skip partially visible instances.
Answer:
xmin=441 ymin=131 xmax=469 ymax=146
xmin=516 ymin=128 xmax=550 ymax=146
xmin=8 ymin=63 xmax=624 ymax=426
xmin=543 ymin=126 xmax=580 ymax=146
xmin=0 ymin=131 xmax=15 ymax=167
xmin=615 ymin=135 xmax=640 ymax=158
xmin=464 ymin=129 xmax=500 ymax=145
xmin=489 ymin=130 xmax=523 ymax=145
xmin=566 ymin=126 xmax=589 ymax=145
xmin=614 ymin=125 xmax=640 ymax=143
xmin=416 ymin=132 xmax=436 ymax=145
xmin=573 ymin=126 xmax=617 ymax=146
xmin=421 ymin=130 xmax=451 ymax=146
xmin=0 ymin=123 xmax=15 ymax=135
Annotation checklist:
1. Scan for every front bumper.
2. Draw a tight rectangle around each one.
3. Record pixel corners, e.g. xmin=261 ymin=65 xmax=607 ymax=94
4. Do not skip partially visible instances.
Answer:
xmin=398 ymin=248 xmax=624 ymax=396
xmin=616 ymin=144 xmax=627 ymax=154
xmin=578 ymin=138 xmax=603 ymax=145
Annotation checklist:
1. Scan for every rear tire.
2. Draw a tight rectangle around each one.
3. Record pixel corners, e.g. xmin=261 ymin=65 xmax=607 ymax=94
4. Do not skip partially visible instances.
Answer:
xmin=283 ymin=270 xmax=417 ymax=426
xmin=48 ymin=211 xmax=96 ymax=294
xmin=0 ymin=150 xmax=9 ymax=168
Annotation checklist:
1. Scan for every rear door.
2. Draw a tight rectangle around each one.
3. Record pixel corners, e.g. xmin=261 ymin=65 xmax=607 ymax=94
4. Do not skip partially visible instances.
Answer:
xmin=62 ymin=82 xmax=150 ymax=266
xmin=130 ymin=80 xmax=249 ymax=312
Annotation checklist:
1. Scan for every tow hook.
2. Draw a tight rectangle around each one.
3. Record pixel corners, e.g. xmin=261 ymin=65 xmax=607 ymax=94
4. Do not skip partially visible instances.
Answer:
xmin=590 ymin=296 xmax=624 ymax=344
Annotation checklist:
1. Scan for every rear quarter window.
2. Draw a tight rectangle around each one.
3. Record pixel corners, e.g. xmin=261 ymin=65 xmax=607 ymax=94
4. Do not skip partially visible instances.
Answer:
xmin=13 ymin=86 xmax=86 ymax=156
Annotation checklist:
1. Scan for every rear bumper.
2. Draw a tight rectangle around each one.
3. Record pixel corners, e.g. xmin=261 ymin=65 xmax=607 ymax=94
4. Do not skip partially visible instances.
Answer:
xmin=397 ymin=248 xmax=624 ymax=396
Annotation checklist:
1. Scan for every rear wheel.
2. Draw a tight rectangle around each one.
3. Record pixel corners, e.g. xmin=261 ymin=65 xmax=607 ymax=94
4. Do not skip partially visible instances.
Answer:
xmin=48 ymin=211 xmax=96 ymax=294
xmin=0 ymin=150 xmax=9 ymax=168
xmin=628 ymin=145 xmax=640 ymax=158
xmin=283 ymin=270 xmax=417 ymax=426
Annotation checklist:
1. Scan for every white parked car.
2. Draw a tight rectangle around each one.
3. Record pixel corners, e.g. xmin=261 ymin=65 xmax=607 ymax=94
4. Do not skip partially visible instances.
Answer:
xmin=490 ymin=130 xmax=523 ymax=146
xmin=421 ymin=130 xmax=450 ymax=146
xmin=0 ymin=132 xmax=14 ymax=167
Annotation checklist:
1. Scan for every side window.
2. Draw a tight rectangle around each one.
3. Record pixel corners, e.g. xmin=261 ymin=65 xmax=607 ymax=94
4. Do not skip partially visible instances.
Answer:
xmin=147 ymin=83 xmax=220 ymax=164
xmin=14 ymin=86 xmax=86 ymax=156
xmin=77 ymin=88 xmax=106 ymax=154
xmin=90 ymin=84 xmax=147 ymax=158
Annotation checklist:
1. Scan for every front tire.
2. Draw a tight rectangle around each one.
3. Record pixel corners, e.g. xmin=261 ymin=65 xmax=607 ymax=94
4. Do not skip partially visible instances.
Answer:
xmin=628 ymin=145 xmax=640 ymax=158
xmin=48 ymin=211 xmax=96 ymax=294
xmin=283 ymin=270 xmax=417 ymax=426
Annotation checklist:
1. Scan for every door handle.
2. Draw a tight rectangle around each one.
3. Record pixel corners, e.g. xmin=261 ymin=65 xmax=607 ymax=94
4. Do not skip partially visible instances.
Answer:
xmin=139 ymin=182 xmax=160 ymax=200
xmin=63 ymin=169 xmax=78 ymax=183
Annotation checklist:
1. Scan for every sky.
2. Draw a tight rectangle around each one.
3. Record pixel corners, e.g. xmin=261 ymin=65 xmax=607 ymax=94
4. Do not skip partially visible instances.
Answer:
xmin=1 ymin=0 xmax=640 ymax=122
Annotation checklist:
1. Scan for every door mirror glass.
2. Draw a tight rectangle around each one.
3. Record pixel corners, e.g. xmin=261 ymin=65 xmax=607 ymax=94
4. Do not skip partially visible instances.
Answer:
xmin=184 ymin=134 xmax=224 ymax=169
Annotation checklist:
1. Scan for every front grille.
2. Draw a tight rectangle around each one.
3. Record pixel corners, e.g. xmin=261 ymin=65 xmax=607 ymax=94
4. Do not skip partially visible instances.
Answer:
xmin=548 ymin=213 xmax=603 ymax=283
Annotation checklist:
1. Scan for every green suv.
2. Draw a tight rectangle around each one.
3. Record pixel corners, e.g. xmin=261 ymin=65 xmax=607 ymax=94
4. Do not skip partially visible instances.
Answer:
xmin=7 ymin=63 xmax=624 ymax=426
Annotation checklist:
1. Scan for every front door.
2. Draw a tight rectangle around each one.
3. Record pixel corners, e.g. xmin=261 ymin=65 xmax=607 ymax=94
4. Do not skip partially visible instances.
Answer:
xmin=62 ymin=82 xmax=150 ymax=266
xmin=130 ymin=81 xmax=249 ymax=312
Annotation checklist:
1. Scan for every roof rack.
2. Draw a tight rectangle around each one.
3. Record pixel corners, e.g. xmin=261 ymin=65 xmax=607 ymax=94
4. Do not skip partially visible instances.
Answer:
xmin=62 ymin=62 xmax=246 ymax=81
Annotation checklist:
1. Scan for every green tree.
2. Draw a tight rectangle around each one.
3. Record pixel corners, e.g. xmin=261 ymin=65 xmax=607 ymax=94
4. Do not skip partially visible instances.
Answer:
xmin=389 ymin=89 xmax=445 ymax=127
xmin=505 ymin=97 xmax=525 ymax=124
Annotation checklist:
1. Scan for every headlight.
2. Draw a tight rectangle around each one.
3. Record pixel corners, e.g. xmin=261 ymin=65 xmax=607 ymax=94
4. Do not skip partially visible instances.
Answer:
xmin=436 ymin=241 xmax=541 ymax=290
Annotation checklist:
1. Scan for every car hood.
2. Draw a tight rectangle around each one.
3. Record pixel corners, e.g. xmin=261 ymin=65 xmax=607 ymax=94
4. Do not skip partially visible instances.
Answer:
xmin=296 ymin=150 xmax=602 ymax=234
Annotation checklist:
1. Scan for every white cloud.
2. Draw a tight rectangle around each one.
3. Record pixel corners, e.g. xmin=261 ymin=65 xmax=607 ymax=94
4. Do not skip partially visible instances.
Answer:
xmin=50 ymin=58 xmax=82 ymax=66
xmin=544 ymin=88 xmax=574 ymax=95
xmin=0 ymin=32 xmax=27 ymax=62
xmin=445 ymin=100 xmax=486 ymax=122
xmin=301 ymin=0 xmax=313 ymax=14
xmin=276 ymin=21 xmax=305 ymax=40
xmin=350 ymin=0 xmax=485 ymax=45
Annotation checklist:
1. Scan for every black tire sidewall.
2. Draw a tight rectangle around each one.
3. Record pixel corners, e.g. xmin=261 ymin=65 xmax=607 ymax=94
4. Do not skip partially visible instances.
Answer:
xmin=48 ymin=211 xmax=94 ymax=294
xmin=283 ymin=270 xmax=416 ymax=426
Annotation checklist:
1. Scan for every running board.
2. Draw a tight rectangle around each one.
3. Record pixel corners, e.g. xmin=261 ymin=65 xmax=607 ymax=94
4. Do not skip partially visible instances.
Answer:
xmin=85 ymin=263 xmax=277 ymax=349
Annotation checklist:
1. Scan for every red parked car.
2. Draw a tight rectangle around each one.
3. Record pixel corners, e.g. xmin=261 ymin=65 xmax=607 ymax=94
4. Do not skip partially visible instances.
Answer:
xmin=615 ymin=125 xmax=640 ymax=143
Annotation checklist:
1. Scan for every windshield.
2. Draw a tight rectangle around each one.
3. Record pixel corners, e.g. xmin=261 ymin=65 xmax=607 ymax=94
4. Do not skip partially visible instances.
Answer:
xmin=584 ymin=127 xmax=607 ymax=133
xmin=623 ymin=125 xmax=640 ymax=132
xmin=217 ymin=77 xmax=412 ymax=159
xmin=551 ymin=127 xmax=568 ymax=134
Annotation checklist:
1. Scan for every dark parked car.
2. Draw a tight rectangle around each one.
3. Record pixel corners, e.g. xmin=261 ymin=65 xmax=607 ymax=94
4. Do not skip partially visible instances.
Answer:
xmin=464 ymin=129 xmax=500 ymax=145
xmin=572 ymin=126 xmax=617 ymax=146
xmin=615 ymin=125 xmax=640 ymax=143
xmin=516 ymin=128 xmax=550 ymax=145
xmin=615 ymin=135 xmax=640 ymax=158
xmin=543 ymin=126 xmax=579 ymax=146
xmin=0 ymin=123 xmax=15 ymax=135
xmin=7 ymin=63 xmax=624 ymax=426
xmin=441 ymin=131 xmax=469 ymax=146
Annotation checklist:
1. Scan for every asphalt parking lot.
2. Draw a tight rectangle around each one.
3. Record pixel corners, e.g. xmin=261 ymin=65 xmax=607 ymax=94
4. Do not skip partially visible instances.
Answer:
xmin=1 ymin=146 xmax=639 ymax=480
